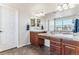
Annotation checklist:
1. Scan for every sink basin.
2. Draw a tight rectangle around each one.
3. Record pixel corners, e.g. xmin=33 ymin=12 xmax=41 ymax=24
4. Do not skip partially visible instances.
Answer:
xmin=54 ymin=34 xmax=73 ymax=39
xmin=30 ymin=30 xmax=45 ymax=32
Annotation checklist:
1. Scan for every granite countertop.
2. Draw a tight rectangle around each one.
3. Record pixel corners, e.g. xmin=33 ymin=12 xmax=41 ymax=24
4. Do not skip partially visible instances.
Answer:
xmin=38 ymin=33 xmax=79 ymax=41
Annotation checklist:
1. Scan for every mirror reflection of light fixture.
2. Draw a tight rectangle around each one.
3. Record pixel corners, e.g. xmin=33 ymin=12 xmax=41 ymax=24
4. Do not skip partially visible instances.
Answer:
xmin=32 ymin=9 xmax=45 ymax=18
xmin=35 ymin=13 xmax=45 ymax=17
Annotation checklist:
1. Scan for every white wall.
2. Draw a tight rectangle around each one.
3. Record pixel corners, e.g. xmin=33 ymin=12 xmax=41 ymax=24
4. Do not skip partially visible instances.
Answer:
xmin=18 ymin=9 xmax=31 ymax=47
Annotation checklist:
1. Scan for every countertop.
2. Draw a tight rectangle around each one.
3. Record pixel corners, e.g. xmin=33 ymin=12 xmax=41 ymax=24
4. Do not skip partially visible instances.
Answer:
xmin=38 ymin=33 xmax=79 ymax=41
xmin=30 ymin=30 xmax=47 ymax=32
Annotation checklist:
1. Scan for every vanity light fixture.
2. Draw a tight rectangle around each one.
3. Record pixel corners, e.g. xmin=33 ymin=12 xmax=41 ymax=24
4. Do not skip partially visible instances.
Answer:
xmin=69 ymin=4 xmax=75 ymax=8
xmin=57 ymin=5 xmax=63 ymax=11
xmin=35 ymin=13 xmax=45 ymax=17
xmin=63 ymin=3 xmax=68 ymax=10
xmin=57 ymin=3 xmax=75 ymax=11
xmin=32 ymin=9 xmax=45 ymax=18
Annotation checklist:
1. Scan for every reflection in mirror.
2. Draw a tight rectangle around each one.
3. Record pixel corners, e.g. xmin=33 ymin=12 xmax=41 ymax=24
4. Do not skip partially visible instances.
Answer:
xmin=54 ymin=17 xmax=74 ymax=34
xmin=62 ymin=18 xmax=74 ymax=32
xmin=54 ymin=18 xmax=62 ymax=32
xmin=48 ymin=19 xmax=54 ymax=34
xmin=48 ymin=16 xmax=75 ymax=34
xmin=31 ymin=18 xmax=35 ymax=27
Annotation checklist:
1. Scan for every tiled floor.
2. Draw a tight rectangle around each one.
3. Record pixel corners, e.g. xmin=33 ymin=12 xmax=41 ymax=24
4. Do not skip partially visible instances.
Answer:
xmin=0 ymin=45 xmax=50 ymax=55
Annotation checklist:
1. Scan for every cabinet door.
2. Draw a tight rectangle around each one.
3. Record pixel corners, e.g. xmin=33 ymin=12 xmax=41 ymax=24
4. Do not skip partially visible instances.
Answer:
xmin=64 ymin=45 xmax=76 ymax=55
xmin=30 ymin=32 xmax=44 ymax=46
xmin=50 ymin=45 xmax=62 ymax=55
xmin=30 ymin=32 xmax=37 ymax=45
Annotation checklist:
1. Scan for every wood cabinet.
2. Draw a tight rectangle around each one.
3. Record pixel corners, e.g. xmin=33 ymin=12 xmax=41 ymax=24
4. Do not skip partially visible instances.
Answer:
xmin=64 ymin=45 xmax=76 ymax=55
xmin=50 ymin=44 xmax=62 ymax=55
xmin=31 ymin=32 xmax=79 ymax=55
xmin=50 ymin=37 xmax=79 ymax=55
xmin=62 ymin=39 xmax=76 ymax=55
xmin=50 ymin=38 xmax=62 ymax=55
xmin=30 ymin=32 xmax=45 ymax=46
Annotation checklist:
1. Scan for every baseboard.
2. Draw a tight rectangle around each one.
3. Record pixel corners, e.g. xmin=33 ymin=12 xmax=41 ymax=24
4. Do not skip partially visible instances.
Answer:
xmin=17 ymin=43 xmax=31 ymax=48
xmin=0 ymin=47 xmax=17 ymax=53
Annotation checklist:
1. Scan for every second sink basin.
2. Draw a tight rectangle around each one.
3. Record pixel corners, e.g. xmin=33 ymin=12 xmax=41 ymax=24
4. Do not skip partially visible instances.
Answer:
xmin=54 ymin=34 xmax=73 ymax=39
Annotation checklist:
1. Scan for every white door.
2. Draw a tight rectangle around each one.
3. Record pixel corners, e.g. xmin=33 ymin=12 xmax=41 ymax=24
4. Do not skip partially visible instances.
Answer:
xmin=0 ymin=6 xmax=18 ymax=52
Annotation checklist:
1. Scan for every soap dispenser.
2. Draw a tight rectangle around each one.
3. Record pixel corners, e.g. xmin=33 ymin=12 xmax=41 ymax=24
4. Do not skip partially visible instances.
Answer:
xmin=26 ymin=24 xmax=30 ymax=30
xmin=41 ymin=25 xmax=44 ymax=30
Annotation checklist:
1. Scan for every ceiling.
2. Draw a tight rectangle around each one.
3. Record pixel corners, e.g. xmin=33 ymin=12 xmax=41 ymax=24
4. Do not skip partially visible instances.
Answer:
xmin=5 ymin=3 xmax=78 ymax=17
xmin=5 ymin=3 xmax=57 ymax=14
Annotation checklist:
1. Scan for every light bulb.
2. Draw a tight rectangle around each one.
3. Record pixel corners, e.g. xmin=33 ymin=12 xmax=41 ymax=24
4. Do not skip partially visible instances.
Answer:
xmin=69 ymin=4 xmax=75 ymax=8
xmin=63 ymin=3 xmax=68 ymax=10
xmin=57 ymin=6 xmax=63 ymax=11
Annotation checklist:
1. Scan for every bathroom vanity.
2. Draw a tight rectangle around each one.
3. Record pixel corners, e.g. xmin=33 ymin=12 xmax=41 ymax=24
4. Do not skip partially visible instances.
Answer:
xmin=30 ymin=16 xmax=79 ymax=55
xmin=38 ymin=33 xmax=79 ymax=55
xmin=30 ymin=30 xmax=46 ymax=46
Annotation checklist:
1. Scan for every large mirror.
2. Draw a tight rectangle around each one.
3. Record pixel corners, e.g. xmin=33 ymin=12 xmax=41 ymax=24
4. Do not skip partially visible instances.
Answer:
xmin=31 ymin=18 xmax=35 ymax=27
xmin=54 ymin=17 xmax=74 ymax=32
xmin=48 ymin=16 xmax=75 ymax=33
xmin=30 ymin=18 xmax=41 ymax=27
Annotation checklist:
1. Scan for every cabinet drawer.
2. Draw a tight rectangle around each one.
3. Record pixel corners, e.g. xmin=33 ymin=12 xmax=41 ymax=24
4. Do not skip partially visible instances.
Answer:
xmin=50 ymin=40 xmax=61 ymax=46
xmin=32 ymin=36 xmax=38 ymax=39
xmin=50 ymin=37 xmax=61 ymax=42
xmin=30 ymin=32 xmax=45 ymax=46
xmin=30 ymin=35 xmax=38 ymax=39
xmin=64 ymin=45 xmax=76 ymax=55
xmin=50 ymin=45 xmax=62 ymax=55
